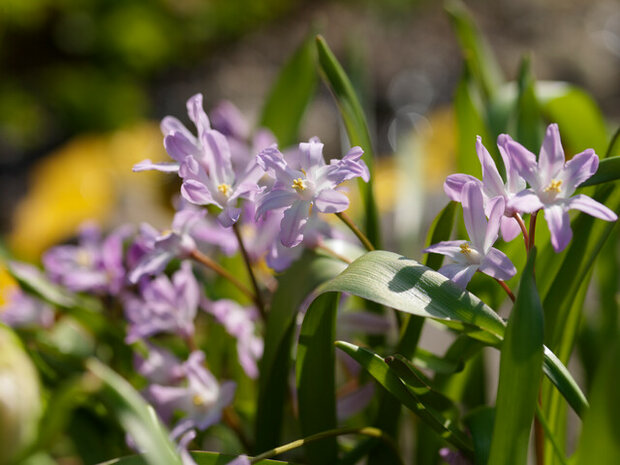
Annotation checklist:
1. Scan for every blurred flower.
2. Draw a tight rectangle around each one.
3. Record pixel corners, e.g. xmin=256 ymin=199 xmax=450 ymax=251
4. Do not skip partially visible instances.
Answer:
xmin=256 ymin=138 xmax=368 ymax=247
xmin=124 ymin=261 xmax=199 ymax=343
xmin=507 ymin=124 xmax=617 ymax=252
xmin=0 ymin=264 xmax=54 ymax=328
xmin=43 ymin=222 xmax=131 ymax=296
xmin=424 ymin=182 xmax=516 ymax=288
xmin=134 ymin=344 xmax=185 ymax=386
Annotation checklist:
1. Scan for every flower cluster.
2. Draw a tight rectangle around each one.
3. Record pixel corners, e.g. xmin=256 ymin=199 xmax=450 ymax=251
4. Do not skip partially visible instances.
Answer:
xmin=426 ymin=123 xmax=616 ymax=288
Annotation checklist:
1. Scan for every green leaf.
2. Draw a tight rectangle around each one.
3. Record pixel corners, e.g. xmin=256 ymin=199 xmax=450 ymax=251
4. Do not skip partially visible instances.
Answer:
xmin=515 ymin=55 xmax=543 ymax=152
xmin=488 ymin=249 xmax=544 ymax=465
xmin=259 ymin=33 xmax=317 ymax=147
xmin=336 ymin=341 xmax=474 ymax=456
xmin=464 ymin=407 xmax=494 ymax=465
xmin=445 ymin=0 xmax=504 ymax=99
xmin=86 ymin=358 xmax=182 ymax=465
xmin=315 ymin=35 xmax=381 ymax=248
xmin=296 ymin=293 xmax=339 ymax=464
xmin=424 ymin=201 xmax=458 ymax=270
xmin=576 ymin=340 xmax=620 ymax=465
xmin=579 ymin=156 xmax=620 ymax=187
xmin=318 ymin=250 xmax=506 ymax=344
xmin=412 ymin=347 xmax=465 ymax=375
xmin=254 ymin=250 xmax=348 ymax=453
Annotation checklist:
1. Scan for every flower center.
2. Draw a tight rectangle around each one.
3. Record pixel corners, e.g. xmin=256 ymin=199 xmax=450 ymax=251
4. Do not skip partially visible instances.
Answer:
xmin=543 ymin=179 xmax=562 ymax=193
xmin=458 ymin=243 xmax=482 ymax=264
xmin=217 ymin=183 xmax=232 ymax=197
xmin=459 ymin=243 xmax=473 ymax=256
xmin=192 ymin=394 xmax=205 ymax=406
xmin=292 ymin=178 xmax=307 ymax=191
xmin=76 ymin=249 xmax=93 ymax=268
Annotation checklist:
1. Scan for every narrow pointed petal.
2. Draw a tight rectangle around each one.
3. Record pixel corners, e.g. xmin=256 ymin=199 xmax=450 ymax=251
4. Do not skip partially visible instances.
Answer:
xmin=506 ymin=140 xmax=540 ymax=189
xmin=186 ymin=94 xmax=210 ymax=137
xmin=299 ymin=138 xmax=325 ymax=171
xmin=462 ymin=182 xmax=488 ymax=251
xmin=438 ymin=263 xmax=478 ymax=289
xmin=479 ymin=248 xmax=516 ymax=280
xmin=423 ymin=240 xmax=467 ymax=260
xmin=539 ymin=123 xmax=565 ymax=178
xmin=314 ymin=188 xmax=349 ymax=213
xmin=133 ymin=159 xmax=180 ymax=173
xmin=497 ymin=134 xmax=526 ymax=193
xmin=568 ymin=194 xmax=618 ymax=221
xmin=483 ymin=196 xmax=504 ymax=253
xmin=257 ymin=146 xmax=296 ymax=184
xmin=203 ymin=130 xmax=233 ymax=185
xmin=500 ymin=216 xmax=521 ymax=242
xmin=510 ymin=189 xmax=544 ymax=213
xmin=217 ymin=206 xmax=242 ymax=228
xmin=164 ymin=132 xmax=198 ymax=162
xmin=544 ymin=204 xmax=572 ymax=252
xmin=476 ymin=136 xmax=505 ymax=198
xmin=279 ymin=200 xmax=310 ymax=247
xmin=561 ymin=149 xmax=599 ymax=194
xmin=444 ymin=174 xmax=480 ymax=202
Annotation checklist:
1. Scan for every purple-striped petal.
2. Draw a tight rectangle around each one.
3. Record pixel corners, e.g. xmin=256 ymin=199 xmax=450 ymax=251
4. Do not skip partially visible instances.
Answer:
xmin=181 ymin=179 xmax=215 ymax=206
xmin=217 ymin=206 xmax=241 ymax=228
xmin=438 ymin=263 xmax=478 ymax=289
xmin=280 ymin=200 xmax=310 ymax=247
xmin=299 ymin=137 xmax=325 ymax=171
xmin=133 ymin=159 xmax=179 ymax=173
xmin=444 ymin=174 xmax=480 ymax=202
xmin=479 ymin=247 xmax=516 ymax=281
xmin=314 ymin=189 xmax=349 ymax=213
xmin=561 ymin=149 xmax=599 ymax=194
xmin=186 ymin=94 xmax=210 ymax=138
xmin=568 ymin=194 xmax=617 ymax=221
xmin=500 ymin=216 xmax=521 ymax=242
xmin=506 ymin=140 xmax=540 ymax=189
xmin=256 ymin=189 xmax=298 ymax=219
xmin=461 ymin=182 xmax=488 ymax=252
xmin=483 ymin=196 xmax=504 ymax=253
xmin=510 ymin=189 xmax=544 ymax=213
xmin=423 ymin=240 xmax=467 ymax=260
xmin=164 ymin=132 xmax=198 ymax=163
xmin=476 ymin=136 xmax=505 ymax=198
xmin=544 ymin=204 xmax=572 ymax=252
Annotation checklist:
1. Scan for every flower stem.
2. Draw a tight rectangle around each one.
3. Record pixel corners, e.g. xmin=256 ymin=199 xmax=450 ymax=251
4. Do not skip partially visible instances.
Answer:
xmin=232 ymin=223 xmax=267 ymax=321
xmin=534 ymin=389 xmax=545 ymax=465
xmin=223 ymin=406 xmax=253 ymax=453
xmin=189 ymin=249 xmax=256 ymax=303
xmin=336 ymin=211 xmax=375 ymax=252
xmin=249 ymin=426 xmax=402 ymax=465
xmin=529 ymin=211 xmax=539 ymax=252
xmin=495 ymin=278 xmax=516 ymax=303
xmin=513 ymin=213 xmax=530 ymax=252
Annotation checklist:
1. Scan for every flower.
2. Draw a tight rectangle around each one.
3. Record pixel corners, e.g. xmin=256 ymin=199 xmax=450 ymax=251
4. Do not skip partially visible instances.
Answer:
xmin=444 ymin=136 xmax=526 ymax=241
xmin=256 ymin=137 xmax=369 ymax=247
xmin=42 ymin=222 xmax=130 ymax=296
xmin=124 ymin=262 xmax=200 ymax=343
xmin=424 ymin=182 xmax=516 ymax=288
xmin=507 ymin=124 xmax=617 ymax=252
xmin=147 ymin=351 xmax=236 ymax=439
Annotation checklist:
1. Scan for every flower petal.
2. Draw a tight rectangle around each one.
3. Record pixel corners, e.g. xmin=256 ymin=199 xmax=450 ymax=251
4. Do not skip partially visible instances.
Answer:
xmin=539 ymin=123 xmax=565 ymax=179
xmin=497 ymin=134 xmax=525 ymax=194
xmin=544 ymin=204 xmax=572 ymax=252
xmin=299 ymin=137 xmax=325 ymax=171
xmin=510 ymin=189 xmax=544 ymax=213
xmin=256 ymin=189 xmax=298 ymax=219
xmin=280 ymin=200 xmax=310 ymax=247
xmin=476 ymin=136 xmax=505 ymax=198
xmin=314 ymin=189 xmax=349 ymax=213
xmin=164 ymin=132 xmax=199 ymax=163
xmin=482 ymin=196 xmax=504 ymax=253
xmin=423 ymin=240 xmax=467 ymax=260
xmin=217 ymin=206 xmax=241 ymax=228
xmin=181 ymin=179 xmax=215 ymax=206
xmin=186 ymin=93 xmax=210 ymax=138
xmin=479 ymin=247 xmax=516 ymax=281
xmin=444 ymin=174 xmax=480 ymax=202
xmin=133 ymin=159 xmax=179 ymax=173
xmin=506 ymin=140 xmax=540 ymax=189
xmin=500 ymin=216 xmax=521 ymax=242
xmin=438 ymin=263 xmax=478 ymax=289
xmin=568 ymin=194 xmax=618 ymax=221
xmin=461 ymin=182 xmax=488 ymax=252
xmin=560 ymin=149 xmax=599 ymax=194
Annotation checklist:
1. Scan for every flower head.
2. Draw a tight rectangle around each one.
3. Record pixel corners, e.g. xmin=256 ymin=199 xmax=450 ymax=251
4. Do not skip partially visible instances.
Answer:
xmin=507 ymin=124 xmax=617 ymax=251
xmin=256 ymin=137 xmax=368 ymax=247
xmin=424 ymin=182 xmax=516 ymax=288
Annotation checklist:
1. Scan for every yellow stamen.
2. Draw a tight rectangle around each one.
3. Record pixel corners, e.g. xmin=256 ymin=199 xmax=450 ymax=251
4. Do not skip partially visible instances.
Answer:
xmin=459 ymin=243 xmax=473 ymax=256
xmin=543 ymin=179 xmax=562 ymax=193
xmin=217 ymin=183 xmax=232 ymax=197
xmin=76 ymin=249 xmax=92 ymax=267
xmin=192 ymin=394 xmax=205 ymax=406
xmin=292 ymin=178 xmax=306 ymax=191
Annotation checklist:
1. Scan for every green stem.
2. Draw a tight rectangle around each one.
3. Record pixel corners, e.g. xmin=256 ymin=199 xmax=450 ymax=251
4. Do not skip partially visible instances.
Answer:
xmin=250 ymin=427 xmax=403 ymax=465
xmin=535 ymin=405 xmax=567 ymax=465
xmin=189 ymin=249 xmax=256 ymax=303
xmin=232 ymin=223 xmax=267 ymax=321
xmin=315 ymin=241 xmax=353 ymax=264
xmin=529 ymin=211 xmax=539 ymax=252
xmin=336 ymin=211 xmax=375 ymax=252
xmin=604 ymin=126 xmax=620 ymax=159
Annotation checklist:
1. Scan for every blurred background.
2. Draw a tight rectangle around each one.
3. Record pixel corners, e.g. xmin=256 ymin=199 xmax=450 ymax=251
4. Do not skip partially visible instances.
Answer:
xmin=1 ymin=0 xmax=619 ymax=260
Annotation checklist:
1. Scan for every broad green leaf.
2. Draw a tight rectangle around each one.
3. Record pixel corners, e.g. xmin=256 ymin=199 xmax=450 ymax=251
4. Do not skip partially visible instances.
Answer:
xmin=99 ymin=451 xmax=289 ymax=464
xmin=259 ymin=33 xmax=317 ymax=147
xmin=318 ymin=250 xmax=505 ymax=344
xmin=86 ymin=358 xmax=182 ymax=465
xmin=412 ymin=347 xmax=464 ymax=375
xmin=488 ymin=250 xmax=544 ymax=465
xmin=315 ymin=35 xmax=381 ymax=248
xmin=445 ymin=0 xmax=504 ymax=99
xmin=255 ymin=250 xmax=349 ymax=453
xmin=580 ymin=156 xmax=620 ymax=187
xmin=296 ymin=292 xmax=339 ymax=464
xmin=424 ymin=201 xmax=458 ymax=271
xmin=336 ymin=341 xmax=474 ymax=456
xmin=575 ymin=340 xmax=620 ymax=465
